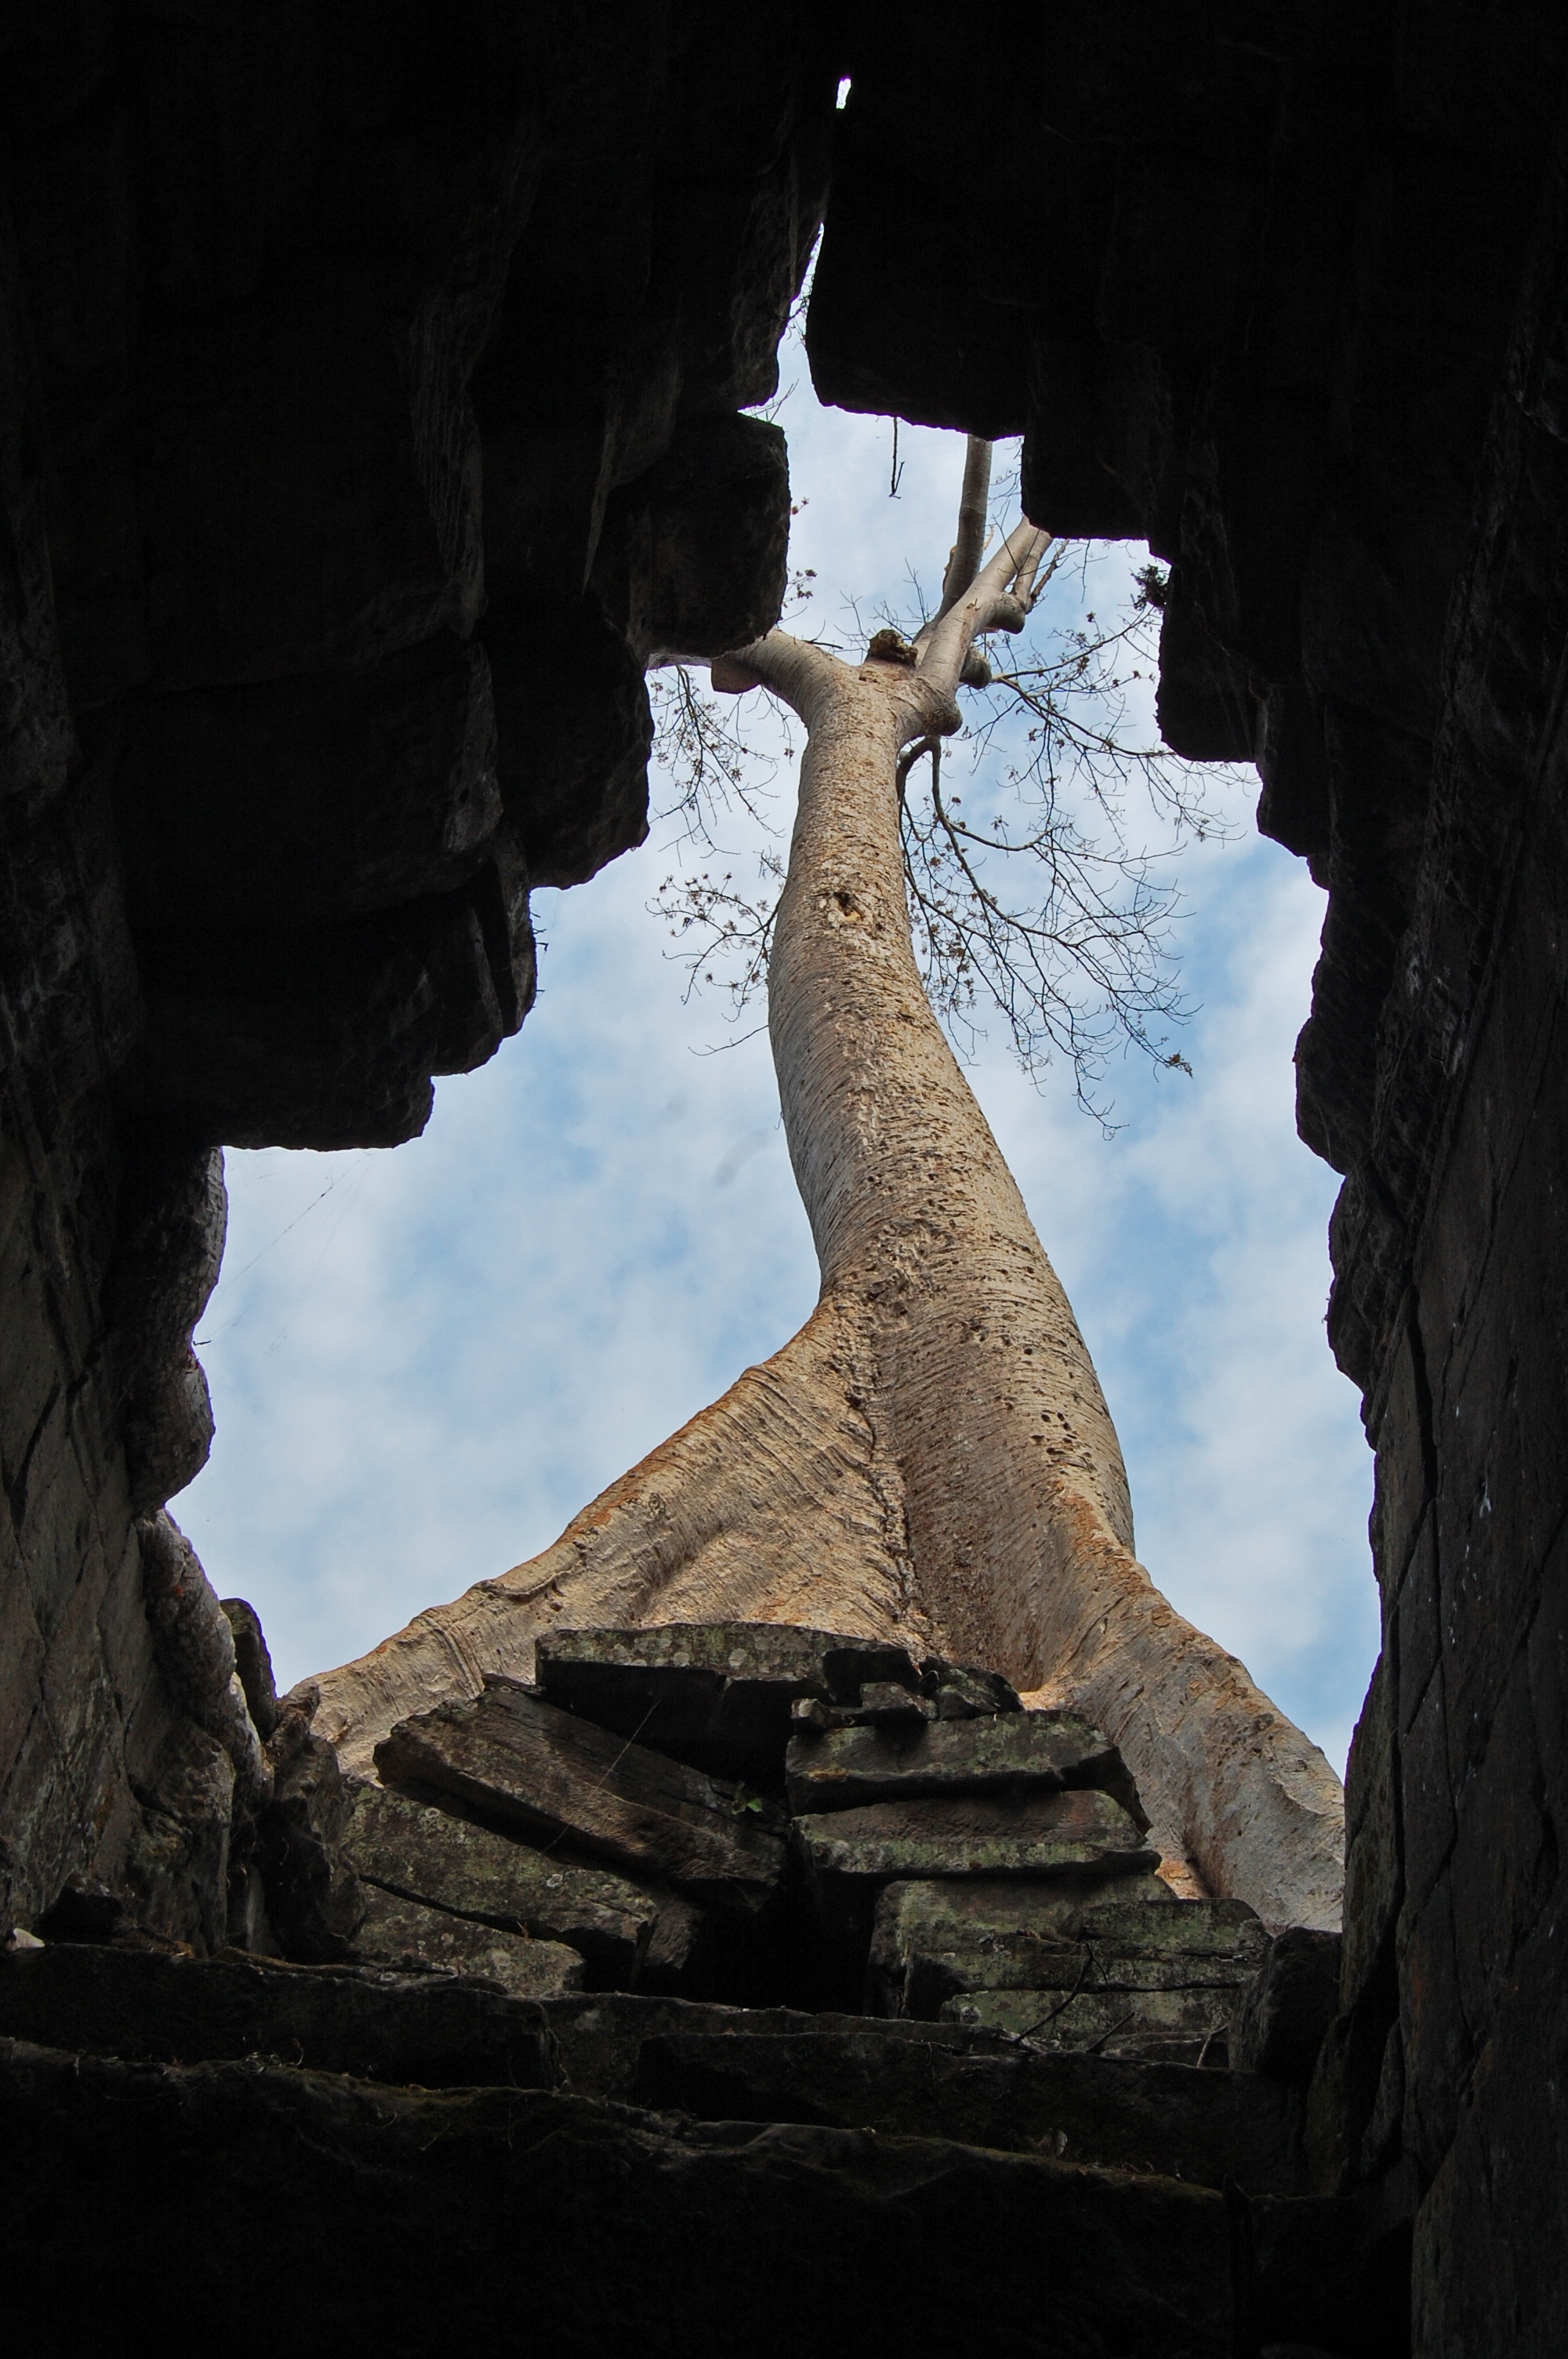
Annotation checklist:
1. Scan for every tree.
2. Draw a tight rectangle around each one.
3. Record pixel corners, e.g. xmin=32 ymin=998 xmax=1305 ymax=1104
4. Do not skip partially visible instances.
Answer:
xmin=314 ymin=441 xmax=1342 ymax=1931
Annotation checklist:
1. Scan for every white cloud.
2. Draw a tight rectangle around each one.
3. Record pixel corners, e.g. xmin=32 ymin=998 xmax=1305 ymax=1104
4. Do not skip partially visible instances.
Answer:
xmin=176 ymin=343 xmax=1377 ymax=1779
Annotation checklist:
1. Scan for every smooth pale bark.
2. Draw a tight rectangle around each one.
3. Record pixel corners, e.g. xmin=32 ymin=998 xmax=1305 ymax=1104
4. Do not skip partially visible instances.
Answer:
xmin=313 ymin=552 xmax=1345 ymax=1935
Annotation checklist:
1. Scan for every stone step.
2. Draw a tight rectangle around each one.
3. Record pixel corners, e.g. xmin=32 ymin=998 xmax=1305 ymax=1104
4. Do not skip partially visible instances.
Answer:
xmin=0 ymin=1943 xmax=1293 ymax=2194
xmin=376 ymin=1674 xmax=788 ymax=1912
xmin=0 ymin=2024 xmax=1364 ymax=2356
xmin=341 ymin=1781 xmax=666 ymax=1986
xmin=0 ymin=1939 xmax=557 ymax=2089
xmin=786 ymin=1706 xmax=1145 ymax=1822
xmin=619 ymin=2021 xmax=1306 ymax=2193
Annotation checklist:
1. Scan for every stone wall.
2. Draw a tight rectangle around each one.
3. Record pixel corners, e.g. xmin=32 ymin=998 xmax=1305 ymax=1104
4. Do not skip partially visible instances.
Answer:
xmin=808 ymin=4 xmax=1568 ymax=2346
xmin=0 ymin=2 xmax=835 ymax=1943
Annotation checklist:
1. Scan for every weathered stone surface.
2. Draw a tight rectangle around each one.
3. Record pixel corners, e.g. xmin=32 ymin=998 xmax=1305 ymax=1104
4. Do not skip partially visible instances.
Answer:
xmin=350 ymin=1884 xmax=583 ymax=2000
xmin=796 ymin=1789 xmax=1158 ymax=1908
xmin=535 ymin=1622 xmax=922 ymax=1788
xmin=1232 ymin=1930 xmax=1345 ymax=2087
xmin=786 ymin=1707 xmax=1145 ymax=1823
xmin=220 ymin=1599 xmax=278 ymax=1740
xmin=898 ymin=1897 xmax=1268 ymax=2025
xmin=255 ymin=1729 xmax=364 ymax=1963
xmin=137 ymin=1513 xmax=268 ymax=1816
xmin=377 ymin=1676 xmax=786 ymax=1911
xmin=0 ymin=1940 xmax=556 ymax=2089
xmin=870 ymin=1874 xmax=1179 ymax=1997
xmin=926 ymin=1662 xmax=1024 ymax=1719
xmin=593 ymin=415 xmax=791 ymax=660
xmin=941 ymin=1984 xmax=1238 ymax=2059
xmin=0 ymin=2034 xmax=1251 ymax=2357
xmin=342 ymin=1782 xmax=659 ymax=1987
xmin=626 ymin=2023 xmax=1307 ymax=2194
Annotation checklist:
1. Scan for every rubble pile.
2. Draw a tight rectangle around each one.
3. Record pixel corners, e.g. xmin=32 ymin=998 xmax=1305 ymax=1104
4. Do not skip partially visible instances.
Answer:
xmin=2 ymin=1619 xmax=1373 ymax=2351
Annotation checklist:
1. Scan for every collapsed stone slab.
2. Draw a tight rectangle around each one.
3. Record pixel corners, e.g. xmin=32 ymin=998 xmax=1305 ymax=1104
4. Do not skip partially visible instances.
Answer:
xmin=341 ymin=1782 xmax=661 ymax=1987
xmin=0 ymin=1941 xmax=556 ymax=2091
xmin=786 ymin=1707 xmax=1145 ymax=1822
xmin=796 ymin=1788 xmax=1158 ymax=1943
xmin=533 ymin=1621 xmax=926 ymax=1787
xmin=350 ymin=1886 xmax=584 ymax=2000
xmin=376 ymin=1674 xmax=787 ymax=1912
xmin=870 ymin=1880 xmax=1265 ymax=2059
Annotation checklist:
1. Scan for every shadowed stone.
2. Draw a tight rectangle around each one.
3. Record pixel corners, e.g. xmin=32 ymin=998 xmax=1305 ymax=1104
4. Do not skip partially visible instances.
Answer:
xmin=899 ymin=1896 xmax=1267 ymax=2023
xmin=534 ymin=1622 xmax=923 ymax=1787
xmin=627 ymin=2024 xmax=1308 ymax=2193
xmin=0 ymin=1940 xmax=556 ymax=2089
xmin=787 ymin=1707 xmax=1146 ymax=1823
xmin=343 ymin=1783 xmax=659 ymax=1986
xmin=0 ymin=2037 xmax=1264 ymax=2355
xmin=1231 ymin=1928 xmax=1343 ymax=2086
xmin=350 ymin=1885 xmax=584 ymax=1999
xmin=941 ymin=1984 xmax=1242 ymax=2057
xmin=376 ymin=1675 xmax=787 ymax=1912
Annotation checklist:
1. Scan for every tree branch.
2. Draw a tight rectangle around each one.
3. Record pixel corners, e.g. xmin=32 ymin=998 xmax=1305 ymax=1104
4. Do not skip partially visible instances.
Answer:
xmin=710 ymin=630 xmax=843 ymax=724
xmin=918 ymin=521 xmax=1051 ymax=698
xmin=936 ymin=436 xmax=993 ymax=618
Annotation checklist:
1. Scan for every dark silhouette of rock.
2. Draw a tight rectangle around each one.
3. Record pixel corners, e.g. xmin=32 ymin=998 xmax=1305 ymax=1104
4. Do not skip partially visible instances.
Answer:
xmin=1232 ymin=1929 xmax=1344 ymax=2087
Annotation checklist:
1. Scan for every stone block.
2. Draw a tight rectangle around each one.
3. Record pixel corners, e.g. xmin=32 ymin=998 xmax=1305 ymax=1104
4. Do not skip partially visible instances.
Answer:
xmin=1340 ymin=1656 xmax=1401 ymax=2014
xmin=350 ymin=1885 xmax=584 ymax=2001
xmin=0 ymin=2037 xmax=1253 ymax=2354
xmin=483 ymin=592 xmax=651 ymax=890
xmin=220 ymin=1599 xmax=278 ymax=1739
xmin=627 ymin=2023 xmax=1306 ymax=2193
xmin=343 ymin=1782 xmax=659 ymax=1988
xmin=898 ymin=1896 xmax=1267 ymax=2024
xmin=939 ymin=1983 xmax=1236 ymax=2059
xmin=797 ymin=1790 xmax=1158 ymax=1946
xmin=136 ymin=268 xmax=481 ymax=689
xmin=1230 ymin=1928 xmax=1343 ymax=2085
xmin=868 ymin=1874 xmax=1178 ymax=2010
xmin=594 ymin=414 xmax=789 ymax=659
xmin=534 ymin=1622 xmax=922 ymax=1789
xmin=0 ymin=1939 xmax=557 ymax=2090
xmin=786 ymin=1707 xmax=1145 ymax=1823
xmin=255 ymin=1730 xmax=364 ymax=1963
xmin=376 ymin=1675 xmax=787 ymax=1912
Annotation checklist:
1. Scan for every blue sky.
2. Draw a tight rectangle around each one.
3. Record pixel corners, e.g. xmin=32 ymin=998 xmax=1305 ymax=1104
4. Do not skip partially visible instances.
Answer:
xmin=176 ymin=340 xmax=1379 ymax=1778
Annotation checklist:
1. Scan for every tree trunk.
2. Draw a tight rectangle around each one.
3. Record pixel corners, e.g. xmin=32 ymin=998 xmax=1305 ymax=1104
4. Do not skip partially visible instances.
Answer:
xmin=311 ymin=565 xmax=1344 ymax=1935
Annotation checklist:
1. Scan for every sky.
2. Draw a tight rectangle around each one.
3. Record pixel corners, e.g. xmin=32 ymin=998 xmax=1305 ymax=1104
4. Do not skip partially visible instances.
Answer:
xmin=176 ymin=330 xmax=1380 ymax=1780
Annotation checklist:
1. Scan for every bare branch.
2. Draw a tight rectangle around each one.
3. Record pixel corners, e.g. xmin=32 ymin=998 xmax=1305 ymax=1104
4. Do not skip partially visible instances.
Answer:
xmin=937 ymin=436 xmax=993 ymax=617
xmin=652 ymin=526 xmax=1235 ymax=1118
xmin=918 ymin=519 xmax=1050 ymax=699
xmin=713 ymin=629 xmax=843 ymax=723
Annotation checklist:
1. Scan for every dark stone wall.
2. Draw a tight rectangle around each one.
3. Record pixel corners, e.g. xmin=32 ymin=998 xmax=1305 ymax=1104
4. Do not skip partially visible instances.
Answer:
xmin=809 ymin=4 xmax=1568 ymax=2346
xmin=0 ymin=3 xmax=835 ymax=1943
